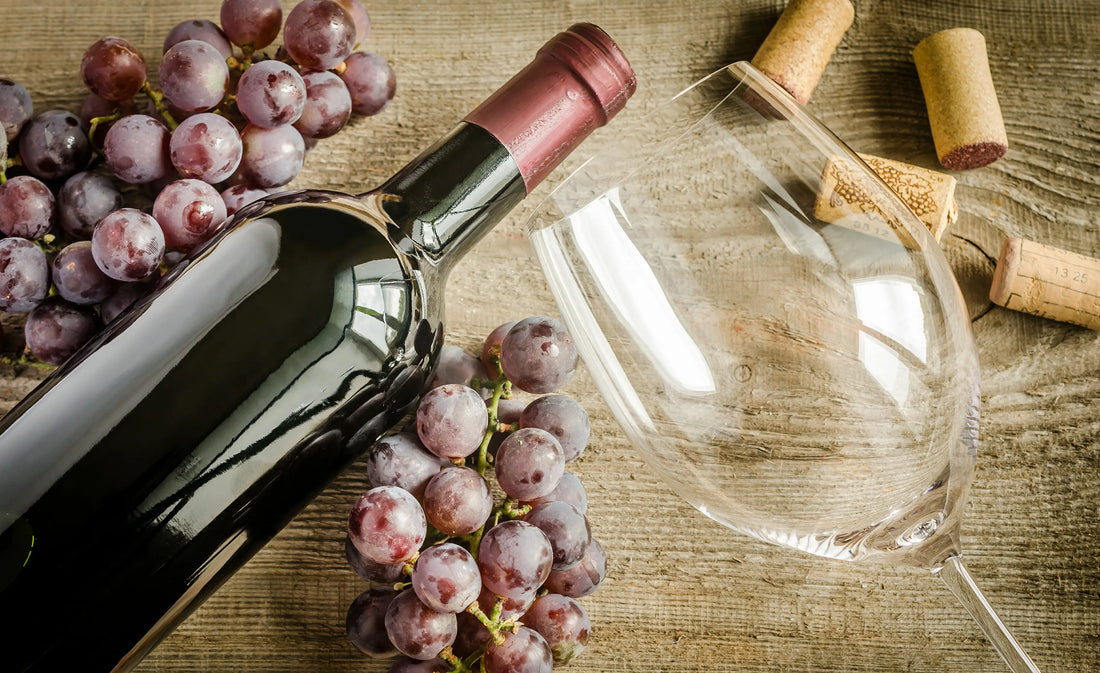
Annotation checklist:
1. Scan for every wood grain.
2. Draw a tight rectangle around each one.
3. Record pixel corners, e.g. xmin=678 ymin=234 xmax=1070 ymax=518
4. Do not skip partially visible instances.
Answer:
xmin=0 ymin=1 xmax=1096 ymax=672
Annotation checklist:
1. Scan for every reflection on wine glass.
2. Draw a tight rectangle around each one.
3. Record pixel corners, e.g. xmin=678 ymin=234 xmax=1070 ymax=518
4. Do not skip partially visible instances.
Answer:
xmin=528 ymin=62 xmax=1040 ymax=672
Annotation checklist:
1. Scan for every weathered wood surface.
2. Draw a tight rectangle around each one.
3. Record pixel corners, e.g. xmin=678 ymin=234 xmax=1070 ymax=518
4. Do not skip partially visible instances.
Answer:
xmin=0 ymin=1 xmax=1096 ymax=671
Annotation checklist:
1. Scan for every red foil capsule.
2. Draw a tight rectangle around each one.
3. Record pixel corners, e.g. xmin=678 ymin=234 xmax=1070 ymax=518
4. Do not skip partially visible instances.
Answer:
xmin=465 ymin=23 xmax=637 ymax=193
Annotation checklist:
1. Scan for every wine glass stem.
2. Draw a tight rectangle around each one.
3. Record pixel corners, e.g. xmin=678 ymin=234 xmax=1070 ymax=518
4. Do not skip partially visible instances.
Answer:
xmin=935 ymin=555 xmax=1041 ymax=673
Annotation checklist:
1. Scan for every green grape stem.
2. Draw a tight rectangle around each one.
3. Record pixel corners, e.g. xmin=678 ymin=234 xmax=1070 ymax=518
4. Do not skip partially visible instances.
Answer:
xmin=1 ymin=154 xmax=22 ymax=184
xmin=141 ymin=82 xmax=178 ymax=131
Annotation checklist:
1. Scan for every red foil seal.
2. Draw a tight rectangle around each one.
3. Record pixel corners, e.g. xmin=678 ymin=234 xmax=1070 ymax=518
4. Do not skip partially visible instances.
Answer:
xmin=465 ymin=23 xmax=636 ymax=193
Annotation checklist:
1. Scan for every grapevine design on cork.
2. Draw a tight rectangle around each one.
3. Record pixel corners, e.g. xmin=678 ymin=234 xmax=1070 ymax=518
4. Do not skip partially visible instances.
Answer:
xmin=347 ymin=317 xmax=604 ymax=672
xmin=0 ymin=0 xmax=395 ymax=367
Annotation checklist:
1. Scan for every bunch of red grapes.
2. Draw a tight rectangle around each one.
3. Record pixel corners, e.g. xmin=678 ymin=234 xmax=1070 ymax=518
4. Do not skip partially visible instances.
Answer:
xmin=347 ymin=317 xmax=606 ymax=673
xmin=0 ymin=0 xmax=394 ymax=365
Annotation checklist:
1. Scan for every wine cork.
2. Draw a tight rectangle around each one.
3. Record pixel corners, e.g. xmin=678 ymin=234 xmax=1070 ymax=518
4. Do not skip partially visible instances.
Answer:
xmin=814 ymin=153 xmax=958 ymax=246
xmin=750 ymin=0 xmax=854 ymax=105
xmin=913 ymin=28 xmax=1008 ymax=170
xmin=990 ymin=237 xmax=1100 ymax=330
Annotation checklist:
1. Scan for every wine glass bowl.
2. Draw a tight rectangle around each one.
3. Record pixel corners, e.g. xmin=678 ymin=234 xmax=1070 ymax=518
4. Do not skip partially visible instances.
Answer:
xmin=527 ymin=62 xmax=1037 ymax=671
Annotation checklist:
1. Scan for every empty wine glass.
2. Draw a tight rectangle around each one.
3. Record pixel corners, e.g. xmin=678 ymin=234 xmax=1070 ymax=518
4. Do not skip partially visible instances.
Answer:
xmin=526 ymin=62 xmax=1040 ymax=672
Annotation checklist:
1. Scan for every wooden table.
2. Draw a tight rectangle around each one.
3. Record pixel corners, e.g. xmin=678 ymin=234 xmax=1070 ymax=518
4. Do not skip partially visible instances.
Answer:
xmin=0 ymin=1 xmax=1096 ymax=671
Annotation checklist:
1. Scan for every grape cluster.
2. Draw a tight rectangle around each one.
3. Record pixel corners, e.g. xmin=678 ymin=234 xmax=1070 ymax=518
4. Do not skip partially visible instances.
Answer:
xmin=0 ymin=0 xmax=395 ymax=365
xmin=346 ymin=316 xmax=604 ymax=673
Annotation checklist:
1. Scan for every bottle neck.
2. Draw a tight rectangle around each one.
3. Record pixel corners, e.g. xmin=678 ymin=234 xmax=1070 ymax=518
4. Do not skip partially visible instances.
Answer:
xmin=377 ymin=121 xmax=526 ymax=268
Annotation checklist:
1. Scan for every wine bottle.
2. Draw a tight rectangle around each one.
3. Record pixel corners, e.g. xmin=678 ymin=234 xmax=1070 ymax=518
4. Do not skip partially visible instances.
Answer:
xmin=0 ymin=24 xmax=635 ymax=672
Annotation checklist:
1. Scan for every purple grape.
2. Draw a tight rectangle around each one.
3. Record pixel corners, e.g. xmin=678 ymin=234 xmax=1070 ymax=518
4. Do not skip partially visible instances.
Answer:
xmin=24 ymin=298 xmax=98 ymax=365
xmin=334 ymin=0 xmax=371 ymax=50
xmin=221 ymin=184 xmax=269 ymax=215
xmin=237 ymin=123 xmax=305 ymax=188
xmin=476 ymin=520 xmax=553 ymax=600
xmin=416 ymin=384 xmax=488 ymax=459
xmin=346 ymin=586 xmax=399 ymax=658
xmin=523 ymin=593 xmax=591 ymax=664
xmin=388 ymin=657 xmax=450 ymax=673
xmin=500 ymin=316 xmax=578 ymax=394
xmin=483 ymin=626 xmax=553 ymax=673
xmin=153 ymin=179 xmax=227 ymax=252
xmin=340 ymin=51 xmax=396 ymax=116
xmin=294 ymin=70 xmax=352 ymax=139
xmin=18 ymin=110 xmax=92 ymax=181
xmin=422 ymin=466 xmax=493 ymax=537
xmin=520 ymin=394 xmax=590 ymax=462
xmin=90 ymin=208 xmax=165 ymax=281
xmin=0 ymin=175 xmax=54 ymax=239
xmin=383 ymin=589 xmax=457 ymax=661
xmin=52 ymin=241 xmax=118 ymax=305
xmin=345 ymin=535 xmax=405 ymax=584
xmin=524 ymin=501 xmax=590 ymax=570
xmin=283 ymin=0 xmax=356 ymax=71
xmin=220 ymin=0 xmax=283 ymax=50
xmin=163 ymin=19 xmax=233 ymax=59
xmin=0 ymin=79 xmax=33 ymax=140
xmin=411 ymin=543 xmax=481 ymax=613
xmin=103 ymin=114 xmax=172 ymax=184
xmin=526 ymin=470 xmax=587 ymax=515
xmin=348 ymin=485 xmax=426 ymax=565
xmin=494 ymin=428 xmax=565 ymax=501
xmin=0 ymin=238 xmax=49 ymax=312
xmin=159 ymin=40 xmax=230 ymax=113
xmin=99 ymin=281 xmax=149 ymax=323
xmin=170 ymin=113 xmax=243 ymax=184
xmin=57 ymin=172 xmax=123 ymax=239
xmin=81 ymin=36 xmax=147 ymax=102
xmin=496 ymin=396 xmax=526 ymax=426
xmin=425 ymin=345 xmax=488 ymax=391
xmin=451 ymin=610 xmax=490 ymax=659
xmin=481 ymin=321 xmax=516 ymax=374
xmin=367 ymin=432 xmax=444 ymax=500
xmin=235 ymin=60 xmax=307 ymax=129
xmin=543 ymin=537 xmax=606 ymax=598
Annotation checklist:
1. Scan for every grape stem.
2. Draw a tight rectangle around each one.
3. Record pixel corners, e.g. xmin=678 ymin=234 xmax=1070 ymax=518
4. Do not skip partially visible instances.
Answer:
xmin=141 ymin=82 xmax=179 ymax=131
xmin=87 ymin=111 xmax=122 ymax=148
xmin=0 ymin=154 xmax=22 ymax=184
xmin=467 ymin=359 xmax=511 ymax=559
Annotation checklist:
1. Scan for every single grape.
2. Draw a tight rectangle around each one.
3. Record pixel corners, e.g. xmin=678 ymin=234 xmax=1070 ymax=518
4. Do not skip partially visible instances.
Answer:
xmin=90 ymin=208 xmax=166 ymax=282
xmin=476 ymin=585 xmax=536 ymax=621
xmin=367 ymin=432 xmax=443 ymax=500
xmin=0 ymin=175 xmax=55 ymax=239
xmin=526 ymin=470 xmax=588 ymax=515
xmin=163 ymin=19 xmax=233 ymax=58
xmin=294 ymin=70 xmax=352 ymax=139
xmin=483 ymin=626 xmax=553 ymax=673
xmin=98 ymin=281 xmax=149 ymax=323
xmin=494 ymin=428 xmax=565 ymax=501
xmin=543 ymin=537 xmax=606 ymax=598
xmin=81 ymin=36 xmax=146 ymax=102
xmin=340 ymin=51 xmax=396 ymax=116
xmin=159 ymin=40 xmax=230 ymax=113
xmin=283 ymin=0 xmax=356 ymax=71
xmin=347 ymin=586 xmax=399 ymax=658
xmin=481 ymin=320 xmax=516 ymax=374
xmin=153 ymin=179 xmax=228 ymax=252
xmin=220 ymin=0 xmax=283 ymax=50
xmin=52 ymin=241 xmax=118 ymax=305
xmin=237 ymin=123 xmax=305 ymax=188
xmin=422 ymin=466 xmax=493 ymax=536
xmin=524 ymin=501 xmax=590 ymax=570
xmin=24 ymin=298 xmax=99 ymax=365
xmin=523 ymin=593 xmax=591 ymax=664
xmin=495 ymin=396 xmax=526 ymax=426
xmin=103 ymin=114 xmax=172 ymax=184
xmin=451 ymin=610 xmax=490 ymax=659
xmin=57 ymin=171 xmax=123 ymax=239
xmin=0 ymin=79 xmax=33 ymax=140
xmin=221 ymin=184 xmax=269 ymax=215
xmin=18 ymin=110 xmax=92 ymax=181
xmin=170 ymin=113 xmax=243 ymax=184
xmin=383 ymin=589 xmax=457 ymax=661
xmin=411 ymin=543 xmax=481 ymax=613
xmin=348 ymin=485 xmax=426 ymax=565
xmin=334 ymin=0 xmax=371 ymax=50
xmin=477 ymin=520 xmax=553 ymax=600
xmin=520 ymin=394 xmax=591 ymax=462
xmin=388 ymin=657 xmax=450 ymax=673
xmin=235 ymin=60 xmax=307 ymax=128
xmin=425 ymin=345 xmax=488 ymax=391
xmin=0 ymin=238 xmax=49 ymax=312
xmin=500 ymin=316 xmax=578 ymax=394
xmin=345 ymin=535 xmax=405 ymax=584
xmin=416 ymin=384 xmax=487 ymax=459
